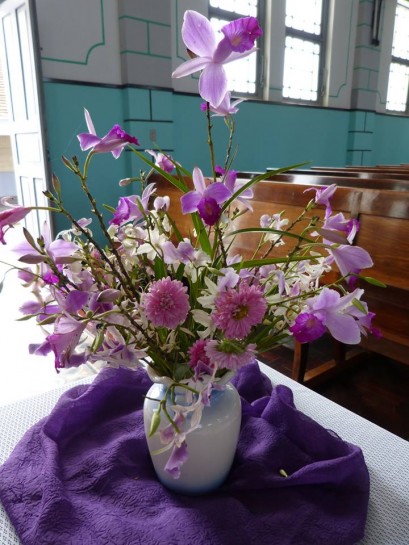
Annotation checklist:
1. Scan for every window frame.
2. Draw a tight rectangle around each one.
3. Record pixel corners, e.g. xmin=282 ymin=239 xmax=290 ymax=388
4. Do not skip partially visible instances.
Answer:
xmin=282 ymin=0 xmax=329 ymax=105
xmin=386 ymin=0 xmax=409 ymax=114
xmin=208 ymin=1 xmax=266 ymax=100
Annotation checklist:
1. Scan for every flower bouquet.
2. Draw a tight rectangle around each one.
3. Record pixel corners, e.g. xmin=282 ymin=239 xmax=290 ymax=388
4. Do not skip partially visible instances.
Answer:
xmin=0 ymin=10 xmax=378 ymax=487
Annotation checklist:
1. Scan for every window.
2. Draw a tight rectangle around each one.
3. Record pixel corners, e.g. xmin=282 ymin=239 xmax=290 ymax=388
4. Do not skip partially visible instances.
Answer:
xmin=386 ymin=0 xmax=409 ymax=113
xmin=209 ymin=1 xmax=264 ymax=97
xmin=282 ymin=0 xmax=328 ymax=103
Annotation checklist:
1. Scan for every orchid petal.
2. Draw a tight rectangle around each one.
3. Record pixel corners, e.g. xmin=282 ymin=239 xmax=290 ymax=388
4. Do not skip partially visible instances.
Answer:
xmin=65 ymin=290 xmax=89 ymax=313
xmin=325 ymin=313 xmax=361 ymax=344
xmin=172 ymin=56 xmax=211 ymax=79
xmin=182 ymin=10 xmax=217 ymax=57
xmin=204 ymin=182 xmax=231 ymax=204
xmin=77 ymin=133 xmax=101 ymax=151
xmin=181 ymin=191 xmax=202 ymax=214
xmin=199 ymin=64 xmax=228 ymax=107
xmin=192 ymin=167 xmax=206 ymax=194
xmin=84 ymin=108 xmax=96 ymax=135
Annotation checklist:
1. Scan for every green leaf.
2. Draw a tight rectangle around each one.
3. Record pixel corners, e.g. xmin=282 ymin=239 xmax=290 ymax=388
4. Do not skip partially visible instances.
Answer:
xmin=148 ymin=409 xmax=161 ymax=437
xmin=102 ymin=204 xmax=116 ymax=213
xmin=227 ymin=227 xmax=315 ymax=244
xmin=154 ymin=256 xmax=167 ymax=280
xmin=352 ymin=298 xmax=367 ymax=314
xmin=232 ymin=255 xmax=317 ymax=269
xmin=191 ymin=213 xmax=212 ymax=256
xmin=221 ymin=162 xmax=309 ymax=212
xmin=129 ymin=149 xmax=190 ymax=193
xmin=358 ymin=275 xmax=387 ymax=288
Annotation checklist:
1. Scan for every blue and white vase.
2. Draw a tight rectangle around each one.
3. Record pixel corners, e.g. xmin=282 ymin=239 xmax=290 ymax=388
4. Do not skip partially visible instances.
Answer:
xmin=143 ymin=370 xmax=242 ymax=495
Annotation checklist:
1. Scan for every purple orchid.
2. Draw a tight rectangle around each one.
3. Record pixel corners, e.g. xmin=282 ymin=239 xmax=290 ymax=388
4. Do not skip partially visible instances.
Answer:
xmin=172 ymin=11 xmax=262 ymax=107
xmin=290 ymin=287 xmax=372 ymax=344
xmin=181 ymin=167 xmax=231 ymax=226
xmin=29 ymin=315 xmax=88 ymax=370
xmin=0 ymin=205 xmax=31 ymax=244
xmin=327 ymin=244 xmax=373 ymax=279
xmin=218 ymin=167 xmax=254 ymax=210
xmin=305 ymin=184 xmax=337 ymax=219
xmin=13 ymin=222 xmax=78 ymax=265
xmin=110 ymin=183 xmax=156 ymax=226
xmin=201 ymin=92 xmax=245 ymax=116
xmin=146 ymin=149 xmax=175 ymax=173
xmin=77 ymin=109 xmax=139 ymax=158
xmin=320 ymin=212 xmax=359 ymax=244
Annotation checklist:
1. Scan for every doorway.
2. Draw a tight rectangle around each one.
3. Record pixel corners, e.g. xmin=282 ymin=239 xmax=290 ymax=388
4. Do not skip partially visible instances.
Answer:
xmin=0 ymin=0 xmax=50 ymax=238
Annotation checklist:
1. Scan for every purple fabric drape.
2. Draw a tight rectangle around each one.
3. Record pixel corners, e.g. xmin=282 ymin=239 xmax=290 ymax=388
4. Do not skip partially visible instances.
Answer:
xmin=0 ymin=363 xmax=369 ymax=545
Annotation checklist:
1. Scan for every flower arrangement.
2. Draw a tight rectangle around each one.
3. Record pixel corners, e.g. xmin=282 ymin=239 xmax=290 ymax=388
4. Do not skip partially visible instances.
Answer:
xmin=0 ymin=10 xmax=378 ymax=478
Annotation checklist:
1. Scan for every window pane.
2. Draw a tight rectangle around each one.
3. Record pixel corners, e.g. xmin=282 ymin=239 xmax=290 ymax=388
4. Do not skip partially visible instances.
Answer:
xmin=210 ymin=17 xmax=258 ymax=95
xmin=386 ymin=62 xmax=409 ymax=112
xmin=392 ymin=0 xmax=409 ymax=61
xmin=283 ymin=36 xmax=320 ymax=101
xmin=209 ymin=0 xmax=258 ymax=17
xmin=285 ymin=0 xmax=323 ymax=35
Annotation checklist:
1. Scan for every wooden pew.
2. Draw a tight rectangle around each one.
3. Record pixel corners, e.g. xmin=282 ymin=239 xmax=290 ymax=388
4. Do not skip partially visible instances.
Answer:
xmin=268 ymin=172 xmax=409 ymax=191
xmin=310 ymin=167 xmax=409 ymax=181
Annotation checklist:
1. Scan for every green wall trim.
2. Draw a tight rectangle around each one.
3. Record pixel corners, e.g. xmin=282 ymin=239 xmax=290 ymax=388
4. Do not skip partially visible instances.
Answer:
xmin=118 ymin=15 xmax=171 ymax=28
xmin=41 ymin=0 xmax=105 ymax=66
xmin=329 ymin=1 xmax=354 ymax=98
xmin=120 ymin=50 xmax=171 ymax=60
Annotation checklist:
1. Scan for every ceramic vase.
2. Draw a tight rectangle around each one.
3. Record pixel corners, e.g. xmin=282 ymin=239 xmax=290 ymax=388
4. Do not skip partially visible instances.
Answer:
xmin=143 ymin=372 xmax=241 ymax=495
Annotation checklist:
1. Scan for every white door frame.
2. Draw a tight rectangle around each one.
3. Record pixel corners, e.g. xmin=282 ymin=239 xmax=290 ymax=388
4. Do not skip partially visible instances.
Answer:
xmin=0 ymin=0 xmax=50 ymax=238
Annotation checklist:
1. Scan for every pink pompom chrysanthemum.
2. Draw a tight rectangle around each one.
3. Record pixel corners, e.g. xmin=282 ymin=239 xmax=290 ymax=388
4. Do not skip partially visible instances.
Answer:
xmin=212 ymin=283 xmax=267 ymax=339
xmin=205 ymin=340 xmax=257 ymax=371
xmin=144 ymin=277 xmax=190 ymax=329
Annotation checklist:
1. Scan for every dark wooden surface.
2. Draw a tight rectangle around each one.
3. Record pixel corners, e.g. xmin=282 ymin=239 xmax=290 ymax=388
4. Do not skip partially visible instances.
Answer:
xmin=259 ymin=338 xmax=409 ymax=441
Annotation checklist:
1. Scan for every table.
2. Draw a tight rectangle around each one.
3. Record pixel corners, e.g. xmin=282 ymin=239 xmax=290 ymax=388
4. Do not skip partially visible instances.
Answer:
xmin=1 ymin=363 xmax=408 ymax=544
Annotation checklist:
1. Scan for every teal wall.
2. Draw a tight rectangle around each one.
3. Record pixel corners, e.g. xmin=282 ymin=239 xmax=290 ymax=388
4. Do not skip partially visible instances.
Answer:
xmin=42 ymin=80 xmax=409 ymax=233
xmin=372 ymin=114 xmax=409 ymax=165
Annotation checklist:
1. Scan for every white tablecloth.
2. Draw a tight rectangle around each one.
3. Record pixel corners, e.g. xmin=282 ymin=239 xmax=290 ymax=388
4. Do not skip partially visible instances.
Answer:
xmin=1 ymin=363 xmax=408 ymax=545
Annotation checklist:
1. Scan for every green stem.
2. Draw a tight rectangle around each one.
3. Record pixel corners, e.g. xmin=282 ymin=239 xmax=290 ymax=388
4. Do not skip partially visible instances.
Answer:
xmin=206 ymin=103 xmax=216 ymax=180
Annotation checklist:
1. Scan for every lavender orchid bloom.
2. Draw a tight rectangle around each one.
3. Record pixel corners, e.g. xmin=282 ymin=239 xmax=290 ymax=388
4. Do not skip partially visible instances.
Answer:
xmin=290 ymin=287 xmax=373 ymax=345
xmin=110 ymin=183 xmax=156 ymax=226
xmin=327 ymin=244 xmax=373 ymax=279
xmin=0 ymin=205 xmax=32 ymax=244
xmin=181 ymin=167 xmax=231 ymax=225
xmin=201 ymin=92 xmax=245 ymax=116
xmin=77 ymin=109 xmax=139 ymax=159
xmin=13 ymin=222 xmax=78 ymax=265
xmin=305 ymin=184 xmax=337 ymax=219
xmin=218 ymin=167 xmax=254 ymax=211
xmin=29 ymin=315 xmax=88 ymax=370
xmin=320 ymin=212 xmax=359 ymax=244
xmin=146 ymin=150 xmax=175 ymax=173
xmin=172 ymin=11 xmax=262 ymax=107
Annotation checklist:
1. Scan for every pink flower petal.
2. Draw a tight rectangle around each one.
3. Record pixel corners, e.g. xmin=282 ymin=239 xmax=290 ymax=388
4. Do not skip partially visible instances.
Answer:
xmin=182 ymin=10 xmax=216 ymax=57
xmin=172 ymin=56 xmax=210 ymax=79
xmin=199 ymin=64 xmax=228 ymax=107
xmin=204 ymin=182 xmax=231 ymax=204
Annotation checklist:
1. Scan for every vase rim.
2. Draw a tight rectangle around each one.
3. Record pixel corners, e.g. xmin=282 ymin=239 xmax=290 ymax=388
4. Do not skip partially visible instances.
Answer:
xmin=145 ymin=363 xmax=235 ymax=387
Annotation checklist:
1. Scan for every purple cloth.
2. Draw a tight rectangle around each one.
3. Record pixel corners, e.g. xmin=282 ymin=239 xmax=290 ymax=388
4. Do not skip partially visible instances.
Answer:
xmin=0 ymin=363 xmax=369 ymax=545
